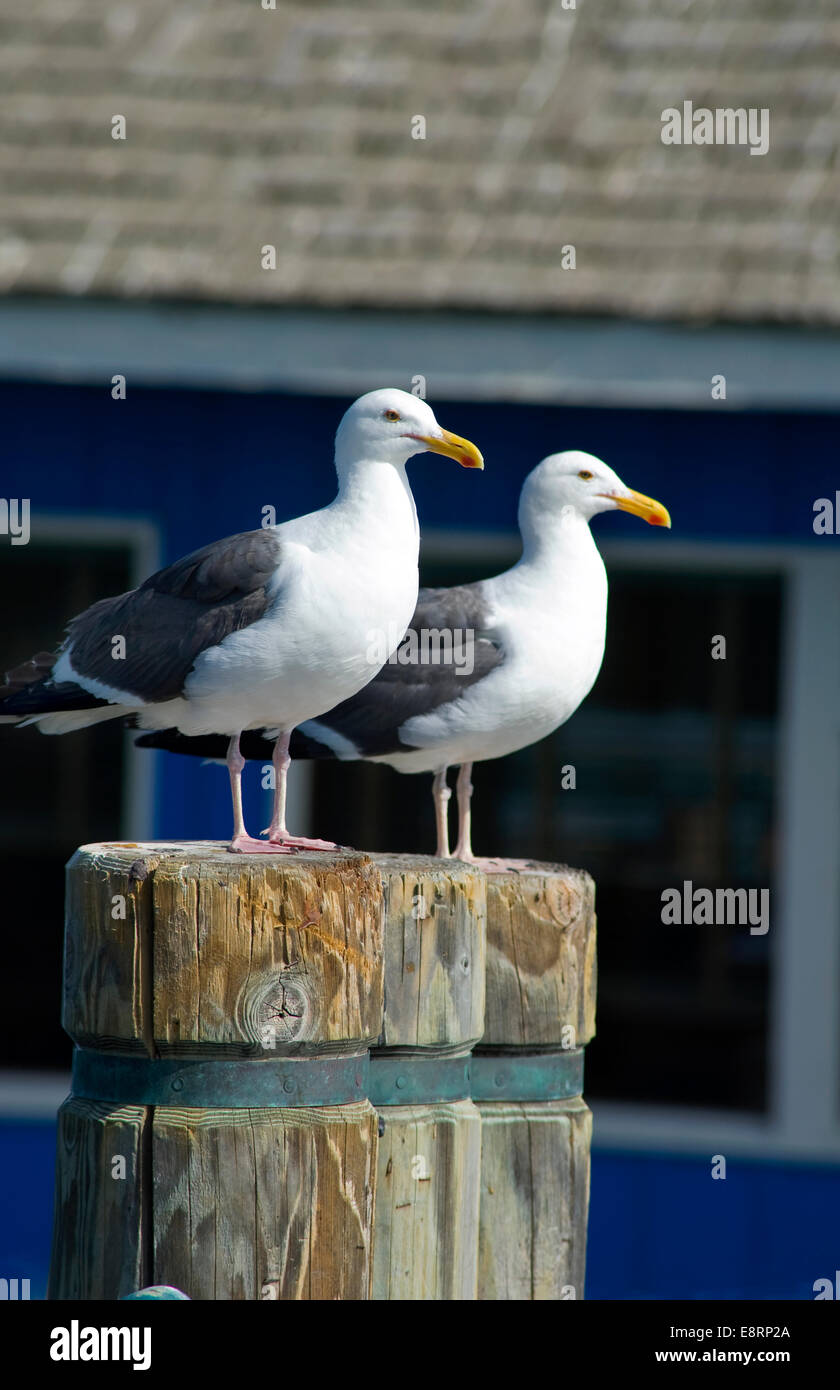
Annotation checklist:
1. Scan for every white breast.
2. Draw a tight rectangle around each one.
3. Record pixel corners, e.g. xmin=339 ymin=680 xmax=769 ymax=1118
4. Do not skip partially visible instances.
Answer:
xmin=168 ymin=467 xmax=420 ymax=737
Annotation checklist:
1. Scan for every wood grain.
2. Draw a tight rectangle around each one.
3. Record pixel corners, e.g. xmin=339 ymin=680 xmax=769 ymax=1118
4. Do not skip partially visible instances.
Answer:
xmin=63 ymin=849 xmax=154 ymax=1053
xmin=369 ymin=856 xmax=485 ymax=1299
xmin=47 ymin=1097 xmax=147 ymax=1300
xmin=374 ymin=855 xmax=486 ymax=1049
xmin=372 ymin=1100 xmax=481 ymax=1300
xmin=51 ymin=843 xmax=386 ymax=1301
xmin=63 ymin=842 xmax=385 ymax=1056
xmin=482 ymin=864 xmax=596 ymax=1049
xmin=476 ymin=865 xmax=596 ymax=1300
xmin=51 ymin=847 xmax=597 ymax=1301
xmin=476 ymin=1097 xmax=592 ymax=1300
xmin=152 ymin=1102 xmax=377 ymax=1300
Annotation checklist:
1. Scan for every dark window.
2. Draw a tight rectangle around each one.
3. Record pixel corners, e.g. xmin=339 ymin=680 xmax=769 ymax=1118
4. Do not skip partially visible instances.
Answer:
xmin=0 ymin=540 xmax=131 ymax=1069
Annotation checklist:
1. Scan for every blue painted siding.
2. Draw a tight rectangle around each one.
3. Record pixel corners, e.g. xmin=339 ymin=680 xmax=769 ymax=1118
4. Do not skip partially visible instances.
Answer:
xmin=0 ymin=1120 xmax=56 ymax=1300
xmin=5 ymin=382 xmax=837 ymax=555
xmin=586 ymin=1150 xmax=840 ymax=1300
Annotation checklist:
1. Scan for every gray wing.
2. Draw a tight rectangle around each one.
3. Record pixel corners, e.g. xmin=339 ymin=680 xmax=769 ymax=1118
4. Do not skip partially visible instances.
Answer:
xmin=2 ymin=529 xmax=283 ymax=715
xmin=67 ymin=528 xmax=283 ymax=701
xmin=294 ymin=582 xmax=506 ymax=757
xmin=134 ymin=582 xmax=506 ymax=761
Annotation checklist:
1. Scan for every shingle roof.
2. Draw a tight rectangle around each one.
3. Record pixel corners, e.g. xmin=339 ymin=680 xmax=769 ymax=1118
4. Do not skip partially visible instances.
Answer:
xmin=1 ymin=0 xmax=838 ymax=324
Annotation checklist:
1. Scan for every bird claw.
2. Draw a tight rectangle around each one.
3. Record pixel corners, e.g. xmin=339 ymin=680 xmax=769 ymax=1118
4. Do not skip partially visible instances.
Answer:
xmin=259 ymin=828 xmax=344 ymax=852
xmin=228 ymin=834 xmax=299 ymax=855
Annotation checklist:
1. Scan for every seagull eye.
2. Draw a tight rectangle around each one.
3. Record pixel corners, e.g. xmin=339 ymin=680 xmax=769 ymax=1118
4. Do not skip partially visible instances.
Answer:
xmin=383 ymin=409 xmax=401 ymax=422
xmin=578 ymin=470 xmax=593 ymax=480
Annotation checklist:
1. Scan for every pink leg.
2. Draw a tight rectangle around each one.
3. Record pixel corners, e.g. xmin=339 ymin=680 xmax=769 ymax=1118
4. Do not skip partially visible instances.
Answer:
xmin=432 ymin=768 xmax=452 ymax=858
xmin=260 ymin=731 xmax=342 ymax=852
xmin=228 ymin=732 xmax=298 ymax=854
xmin=452 ymin=763 xmax=475 ymax=861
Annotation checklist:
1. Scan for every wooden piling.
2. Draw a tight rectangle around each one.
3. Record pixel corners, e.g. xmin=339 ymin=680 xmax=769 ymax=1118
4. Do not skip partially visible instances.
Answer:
xmin=369 ymin=857 xmax=485 ymax=1300
xmin=48 ymin=844 xmax=596 ymax=1301
xmin=475 ymin=864 xmax=596 ymax=1301
xmin=49 ymin=842 xmax=384 ymax=1301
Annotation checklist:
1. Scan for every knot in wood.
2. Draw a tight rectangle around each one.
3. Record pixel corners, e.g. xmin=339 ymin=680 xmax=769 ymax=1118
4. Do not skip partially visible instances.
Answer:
xmin=543 ymin=875 xmax=585 ymax=928
xmin=237 ymin=966 xmax=312 ymax=1047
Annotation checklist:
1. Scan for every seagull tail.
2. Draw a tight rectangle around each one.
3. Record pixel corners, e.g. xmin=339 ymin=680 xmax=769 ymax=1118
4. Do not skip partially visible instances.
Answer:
xmin=0 ymin=650 xmax=121 ymax=731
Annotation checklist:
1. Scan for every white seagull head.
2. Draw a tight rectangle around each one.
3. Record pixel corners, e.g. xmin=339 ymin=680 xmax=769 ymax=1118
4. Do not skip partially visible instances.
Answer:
xmin=520 ymin=450 xmax=671 ymax=529
xmin=335 ymin=388 xmax=484 ymax=473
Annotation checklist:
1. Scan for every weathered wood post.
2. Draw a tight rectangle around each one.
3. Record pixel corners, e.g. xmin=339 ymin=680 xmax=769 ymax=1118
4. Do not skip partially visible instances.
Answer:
xmin=474 ymin=864 xmax=596 ymax=1300
xmin=369 ymin=857 xmax=485 ymax=1300
xmin=49 ymin=842 xmax=384 ymax=1301
xmin=49 ymin=844 xmax=596 ymax=1301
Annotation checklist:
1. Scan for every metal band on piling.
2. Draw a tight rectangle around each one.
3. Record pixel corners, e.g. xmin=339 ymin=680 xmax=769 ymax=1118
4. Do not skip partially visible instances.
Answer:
xmin=368 ymin=1054 xmax=472 ymax=1106
xmin=469 ymin=1048 xmax=584 ymax=1103
xmin=71 ymin=1047 xmax=369 ymax=1109
xmin=70 ymin=1045 xmax=583 ymax=1108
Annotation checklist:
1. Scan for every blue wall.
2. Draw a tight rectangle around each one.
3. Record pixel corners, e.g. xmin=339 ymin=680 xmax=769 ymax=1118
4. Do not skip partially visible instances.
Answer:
xmin=587 ymin=1150 xmax=840 ymax=1300
xmin=7 ymin=380 xmax=836 ymax=556
xmin=0 ymin=1120 xmax=56 ymax=1300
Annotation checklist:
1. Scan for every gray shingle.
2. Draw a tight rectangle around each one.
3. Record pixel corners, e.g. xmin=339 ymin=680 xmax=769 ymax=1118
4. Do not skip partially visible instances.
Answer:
xmin=0 ymin=0 xmax=838 ymax=322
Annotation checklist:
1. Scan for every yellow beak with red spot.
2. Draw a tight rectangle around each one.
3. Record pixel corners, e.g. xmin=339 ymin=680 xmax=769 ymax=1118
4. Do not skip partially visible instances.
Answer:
xmin=599 ymin=487 xmax=671 ymax=528
xmin=407 ymin=429 xmax=484 ymax=470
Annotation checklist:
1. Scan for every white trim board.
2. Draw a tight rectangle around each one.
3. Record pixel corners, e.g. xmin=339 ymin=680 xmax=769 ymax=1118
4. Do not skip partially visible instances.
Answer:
xmin=2 ymin=298 xmax=840 ymax=412
xmin=422 ymin=531 xmax=837 ymax=574
xmin=26 ymin=515 xmax=160 ymax=572
xmin=0 ymin=1071 xmax=71 ymax=1119
xmin=590 ymin=1102 xmax=840 ymax=1165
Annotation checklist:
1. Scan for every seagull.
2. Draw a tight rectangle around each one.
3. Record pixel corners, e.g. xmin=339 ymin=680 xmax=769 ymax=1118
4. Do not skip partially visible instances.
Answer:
xmin=0 ymin=388 xmax=484 ymax=853
xmin=135 ymin=452 xmax=669 ymax=864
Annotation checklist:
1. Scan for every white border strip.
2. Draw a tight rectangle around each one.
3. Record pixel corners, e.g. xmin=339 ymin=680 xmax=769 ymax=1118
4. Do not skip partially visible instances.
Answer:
xmin=3 ymin=299 xmax=840 ymax=411
xmin=0 ymin=1071 xmax=71 ymax=1118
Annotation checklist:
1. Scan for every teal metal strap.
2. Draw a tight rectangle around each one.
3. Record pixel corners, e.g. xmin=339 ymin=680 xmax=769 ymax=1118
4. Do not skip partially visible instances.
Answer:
xmin=368 ymin=1050 xmax=583 ymax=1105
xmin=369 ymin=1054 xmax=471 ymax=1106
xmin=470 ymin=1048 xmax=584 ymax=1102
xmin=71 ymin=1048 xmax=369 ymax=1109
xmin=71 ymin=1046 xmax=584 ymax=1109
